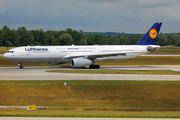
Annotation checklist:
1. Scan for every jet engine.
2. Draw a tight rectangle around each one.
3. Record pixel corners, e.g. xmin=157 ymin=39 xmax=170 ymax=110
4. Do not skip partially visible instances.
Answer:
xmin=70 ymin=58 xmax=92 ymax=67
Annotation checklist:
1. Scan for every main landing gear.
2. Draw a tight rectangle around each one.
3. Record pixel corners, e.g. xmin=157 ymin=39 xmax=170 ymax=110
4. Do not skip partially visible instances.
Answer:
xmin=89 ymin=65 xmax=100 ymax=69
xmin=89 ymin=59 xmax=100 ymax=69
xmin=18 ymin=62 xmax=24 ymax=69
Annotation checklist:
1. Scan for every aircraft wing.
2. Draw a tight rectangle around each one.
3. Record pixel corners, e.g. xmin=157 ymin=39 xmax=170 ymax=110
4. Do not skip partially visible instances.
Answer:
xmin=63 ymin=52 xmax=126 ymax=59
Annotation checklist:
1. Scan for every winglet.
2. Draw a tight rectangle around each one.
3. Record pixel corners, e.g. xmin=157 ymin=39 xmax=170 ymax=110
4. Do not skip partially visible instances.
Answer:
xmin=134 ymin=22 xmax=162 ymax=45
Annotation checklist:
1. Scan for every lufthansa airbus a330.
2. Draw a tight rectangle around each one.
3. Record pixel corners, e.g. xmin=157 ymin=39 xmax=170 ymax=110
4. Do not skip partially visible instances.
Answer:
xmin=3 ymin=22 xmax=162 ymax=69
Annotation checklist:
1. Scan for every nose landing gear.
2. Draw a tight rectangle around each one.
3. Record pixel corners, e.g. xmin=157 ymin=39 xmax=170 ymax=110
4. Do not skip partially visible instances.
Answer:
xmin=18 ymin=62 xmax=24 ymax=69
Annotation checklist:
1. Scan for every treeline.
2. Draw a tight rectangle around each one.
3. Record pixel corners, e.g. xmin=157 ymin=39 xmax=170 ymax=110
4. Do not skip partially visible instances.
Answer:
xmin=0 ymin=25 xmax=180 ymax=48
xmin=83 ymin=32 xmax=142 ymax=36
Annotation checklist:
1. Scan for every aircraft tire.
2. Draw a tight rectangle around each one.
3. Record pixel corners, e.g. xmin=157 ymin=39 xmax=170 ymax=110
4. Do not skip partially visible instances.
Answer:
xmin=96 ymin=65 xmax=100 ymax=69
xmin=89 ymin=65 xmax=100 ymax=69
xmin=19 ymin=65 xmax=24 ymax=69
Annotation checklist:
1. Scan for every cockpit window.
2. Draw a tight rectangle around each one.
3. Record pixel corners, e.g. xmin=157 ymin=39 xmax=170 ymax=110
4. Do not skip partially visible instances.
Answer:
xmin=7 ymin=51 xmax=14 ymax=53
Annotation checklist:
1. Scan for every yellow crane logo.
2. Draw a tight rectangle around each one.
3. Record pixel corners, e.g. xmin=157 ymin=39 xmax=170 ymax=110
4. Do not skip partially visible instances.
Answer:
xmin=149 ymin=28 xmax=158 ymax=39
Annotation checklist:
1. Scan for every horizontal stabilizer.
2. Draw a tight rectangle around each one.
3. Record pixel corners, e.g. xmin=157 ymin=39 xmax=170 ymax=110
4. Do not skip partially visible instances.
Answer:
xmin=147 ymin=45 xmax=160 ymax=52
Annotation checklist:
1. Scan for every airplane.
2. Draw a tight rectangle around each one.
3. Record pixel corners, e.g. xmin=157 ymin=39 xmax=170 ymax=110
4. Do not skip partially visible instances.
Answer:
xmin=3 ymin=22 xmax=162 ymax=69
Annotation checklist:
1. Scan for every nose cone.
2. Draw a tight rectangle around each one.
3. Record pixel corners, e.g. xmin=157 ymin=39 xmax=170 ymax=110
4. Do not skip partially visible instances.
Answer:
xmin=3 ymin=52 xmax=16 ymax=62
xmin=3 ymin=53 xmax=8 ymax=58
xmin=3 ymin=53 xmax=10 ymax=59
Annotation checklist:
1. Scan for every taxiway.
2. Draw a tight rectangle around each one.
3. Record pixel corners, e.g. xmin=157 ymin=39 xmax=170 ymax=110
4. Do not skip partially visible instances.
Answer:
xmin=0 ymin=65 xmax=180 ymax=80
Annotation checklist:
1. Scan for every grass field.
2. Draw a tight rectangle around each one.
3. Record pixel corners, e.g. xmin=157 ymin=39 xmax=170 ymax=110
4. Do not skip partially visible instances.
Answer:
xmin=1 ymin=109 xmax=180 ymax=118
xmin=1 ymin=81 xmax=180 ymax=108
xmin=46 ymin=70 xmax=180 ymax=75
xmin=1 ymin=80 xmax=180 ymax=117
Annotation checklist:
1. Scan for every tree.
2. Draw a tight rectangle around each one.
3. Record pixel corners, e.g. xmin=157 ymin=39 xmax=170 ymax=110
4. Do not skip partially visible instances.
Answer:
xmin=172 ymin=34 xmax=179 ymax=45
xmin=17 ymin=27 xmax=29 ymax=46
xmin=156 ymin=33 xmax=168 ymax=46
xmin=71 ymin=30 xmax=81 ymax=45
xmin=34 ymin=42 xmax=41 ymax=45
xmin=121 ymin=35 xmax=130 ymax=45
xmin=129 ymin=35 xmax=139 ymax=44
xmin=0 ymin=30 xmax=9 ymax=46
xmin=78 ymin=29 xmax=87 ymax=44
xmin=47 ymin=30 xmax=55 ymax=45
xmin=27 ymin=31 xmax=35 ymax=46
xmin=5 ymin=41 xmax=13 ymax=49
xmin=11 ymin=29 xmax=21 ymax=46
xmin=52 ymin=38 xmax=60 ymax=45
xmin=32 ymin=29 xmax=40 ymax=45
xmin=59 ymin=33 xmax=73 ymax=45
xmin=3 ymin=25 xmax=12 ymax=43
xmin=79 ymin=39 xmax=87 ymax=45
xmin=39 ymin=29 xmax=46 ymax=45
xmin=108 ymin=35 xmax=120 ymax=45
xmin=1 ymin=25 xmax=179 ymax=47
xmin=87 ymin=33 xmax=95 ymax=45
xmin=94 ymin=34 xmax=104 ymax=45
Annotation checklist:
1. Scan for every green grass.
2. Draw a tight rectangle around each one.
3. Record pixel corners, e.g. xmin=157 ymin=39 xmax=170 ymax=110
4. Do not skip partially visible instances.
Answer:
xmin=1 ymin=80 xmax=180 ymax=117
xmin=1 ymin=109 xmax=180 ymax=118
xmin=1 ymin=80 xmax=180 ymax=108
xmin=46 ymin=70 xmax=180 ymax=75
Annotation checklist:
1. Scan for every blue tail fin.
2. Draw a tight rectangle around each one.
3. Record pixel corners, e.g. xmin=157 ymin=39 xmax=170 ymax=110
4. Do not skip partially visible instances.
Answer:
xmin=134 ymin=22 xmax=162 ymax=45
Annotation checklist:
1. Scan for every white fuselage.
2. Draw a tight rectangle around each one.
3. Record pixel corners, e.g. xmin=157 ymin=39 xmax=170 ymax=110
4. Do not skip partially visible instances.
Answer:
xmin=3 ymin=45 xmax=149 ymax=64
xmin=3 ymin=22 xmax=162 ymax=68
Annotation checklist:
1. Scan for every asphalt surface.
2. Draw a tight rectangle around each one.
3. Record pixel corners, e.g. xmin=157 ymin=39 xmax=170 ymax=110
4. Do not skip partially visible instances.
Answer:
xmin=0 ymin=118 xmax=179 ymax=120
xmin=1 ymin=65 xmax=180 ymax=80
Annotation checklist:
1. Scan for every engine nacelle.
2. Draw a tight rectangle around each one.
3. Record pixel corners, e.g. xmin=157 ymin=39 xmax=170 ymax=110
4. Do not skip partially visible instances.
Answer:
xmin=48 ymin=62 xmax=62 ymax=65
xmin=70 ymin=58 xmax=92 ymax=67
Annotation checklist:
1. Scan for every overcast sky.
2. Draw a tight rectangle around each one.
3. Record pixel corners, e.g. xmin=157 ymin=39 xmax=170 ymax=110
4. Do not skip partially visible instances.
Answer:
xmin=0 ymin=0 xmax=180 ymax=33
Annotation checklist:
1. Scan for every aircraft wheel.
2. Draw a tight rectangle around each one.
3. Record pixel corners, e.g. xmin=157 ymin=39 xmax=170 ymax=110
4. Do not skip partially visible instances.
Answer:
xmin=19 ymin=65 xmax=24 ymax=69
xmin=89 ymin=65 xmax=100 ymax=69
xmin=96 ymin=65 xmax=100 ymax=69
xmin=89 ymin=65 xmax=94 ymax=69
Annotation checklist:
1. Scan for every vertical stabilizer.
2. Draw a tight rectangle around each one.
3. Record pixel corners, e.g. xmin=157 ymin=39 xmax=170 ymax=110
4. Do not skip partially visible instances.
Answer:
xmin=134 ymin=22 xmax=162 ymax=45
